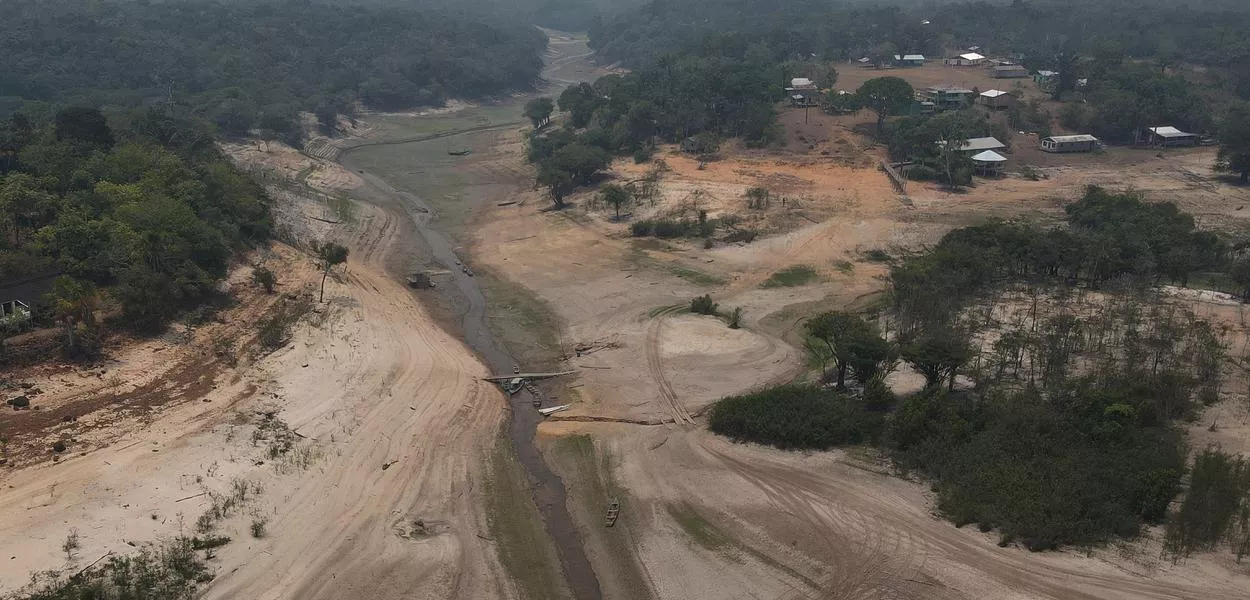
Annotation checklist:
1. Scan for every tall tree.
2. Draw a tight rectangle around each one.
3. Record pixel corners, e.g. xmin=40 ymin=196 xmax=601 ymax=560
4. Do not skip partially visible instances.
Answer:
xmin=805 ymin=311 xmax=892 ymax=389
xmin=315 ymin=242 xmax=349 ymax=302
xmin=857 ymin=77 xmax=914 ymax=133
xmin=524 ymin=97 xmax=555 ymax=130
xmin=1216 ymin=103 xmax=1250 ymax=184
xmin=599 ymin=183 xmax=631 ymax=219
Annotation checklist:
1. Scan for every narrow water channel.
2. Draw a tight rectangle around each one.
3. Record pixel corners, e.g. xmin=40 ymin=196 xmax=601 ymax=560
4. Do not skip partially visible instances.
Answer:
xmin=337 ymin=32 xmax=605 ymax=600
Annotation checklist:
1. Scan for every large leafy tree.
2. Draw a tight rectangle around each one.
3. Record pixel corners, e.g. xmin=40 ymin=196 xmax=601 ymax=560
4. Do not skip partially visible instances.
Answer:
xmin=524 ymin=97 xmax=555 ymax=130
xmin=1216 ymin=103 xmax=1250 ymax=184
xmin=805 ymin=311 xmax=893 ymax=389
xmin=857 ymin=77 xmax=914 ymax=132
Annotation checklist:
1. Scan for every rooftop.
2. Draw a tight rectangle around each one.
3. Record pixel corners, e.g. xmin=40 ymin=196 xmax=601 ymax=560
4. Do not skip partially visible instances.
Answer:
xmin=980 ymin=89 xmax=1009 ymax=97
xmin=1036 ymin=70 xmax=1059 ymax=77
xmin=895 ymin=54 xmax=925 ymax=61
xmin=928 ymin=86 xmax=975 ymax=94
xmin=972 ymin=150 xmax=1008 ymax=162
xmin=789 ymin=78 xmax=815 ymax=88
xmin=1149 ymin=126 xmax=1194 ymax=138
xmin=945 ymin=137 xmax=1007 ymax=152
xmin=960 ymin=52 xmax=986 ymax=61
xmin=1045 ymin=134 xmax=1100 ymax=143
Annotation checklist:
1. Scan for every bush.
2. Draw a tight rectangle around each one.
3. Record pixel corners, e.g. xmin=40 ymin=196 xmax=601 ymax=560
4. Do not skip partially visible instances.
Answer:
xmin=252 ymin=267 xmax=277 ymax=293
xmin=189 ymin=535 xmax=231 ymax=550
xmin=630 ymin=221 xmax=654 ymax=237
xmin=633 ymin=147 xmax=654 ymax=164
xmin=728 ymin=307 xmax=743 ymax=329
xmin=709 ymin=384 xmax=883 ymax=450
xmin=250 ymin=518 xmax=268 ymax=538
xmin=761 ymin=265 xmax=817 ymax=288
xmin=904 ymin=164 xmax=939 ymax=181
xmin=691 ymin=295 xmax=718 ymax=315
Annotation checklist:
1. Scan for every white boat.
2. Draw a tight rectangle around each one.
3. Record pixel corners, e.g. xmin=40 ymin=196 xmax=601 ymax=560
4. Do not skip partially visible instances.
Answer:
xmin=537 ymin=404 xmax=570 ymax=416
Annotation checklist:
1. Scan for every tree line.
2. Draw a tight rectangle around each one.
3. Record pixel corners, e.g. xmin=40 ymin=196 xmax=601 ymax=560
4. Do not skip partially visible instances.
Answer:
xmin=0 ymin=107 xmax=271 ymax=356
xmin=0 ymin=0 xmax=548 ymax=143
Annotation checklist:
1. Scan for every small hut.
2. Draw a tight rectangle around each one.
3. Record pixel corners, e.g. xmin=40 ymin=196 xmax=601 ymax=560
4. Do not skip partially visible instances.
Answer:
xmin=971 ymin=150 xmax=1007 ymax=176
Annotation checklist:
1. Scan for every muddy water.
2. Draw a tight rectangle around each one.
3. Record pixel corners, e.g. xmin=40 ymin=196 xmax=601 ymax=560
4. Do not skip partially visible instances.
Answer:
xmin=337 ymin=33 xmax=604 ymax=600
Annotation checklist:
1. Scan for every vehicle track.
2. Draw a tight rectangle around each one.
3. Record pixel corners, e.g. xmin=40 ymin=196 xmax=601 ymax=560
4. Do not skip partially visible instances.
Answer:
xmin=645 ymin=308 xmax=696 ymax=426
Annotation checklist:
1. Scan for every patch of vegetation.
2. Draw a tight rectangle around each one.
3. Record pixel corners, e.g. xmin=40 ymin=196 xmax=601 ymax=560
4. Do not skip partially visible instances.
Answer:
xmin=690 ymin=295 xmax=719 ymax=315
xmin=667 ymin=504 xmax=733 ymax=551
xmin=11 ymin=536 xmax=214 ymax=599
xmin=864 ymin=249 xmax=892 ymax=263
xmin=250 ymin=519 xmax=268 ymax=539
xmin=188 ymin=535 xmax=231 ymax=551
xmin=256 ymin=294 xmax=314 ymax=350
xmin=251 ymin=267 xmax=277 ymax=294
xmin=761 ymin=265 xmax=817 ymax=288
xmin=708 ymin=384 xmax=884 ymax=450
xmin=665 ymin=263 xmax=724 ymax=286
xmin=1164 ymin=448 xmax=1250 ymax=560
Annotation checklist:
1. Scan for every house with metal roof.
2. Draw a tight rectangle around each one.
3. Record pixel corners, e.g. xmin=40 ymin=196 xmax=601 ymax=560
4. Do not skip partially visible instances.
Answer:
xmin=990 ymin=64 xmax=1029 ymax=79
xmin=1140 ymin=126 xmax=1197 ymax=147
xmin=945 ymin=52 xmax=986 ymax=66
xmin=920 ymin=86 xmax=975 ymax=110
xmin=1040 ymin=134 xmax=1100 ymax=152
xmin=977 ymin=89 xmax=1015 ymax=110
xmin=1041 ymin=134 xmax=1101 ymax=153
xmin=938 ymin=136 xmax=1008 ymax=153
xmin=893 ymin=54 xmax=926 ymax=66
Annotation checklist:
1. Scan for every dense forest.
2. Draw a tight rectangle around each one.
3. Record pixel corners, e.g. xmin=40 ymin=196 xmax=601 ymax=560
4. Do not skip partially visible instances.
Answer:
xmin=0 ymin=0 xmax=548 ymax=141
xmin=711 ymin=187 xmax=1250 ymax=554
xmin=0 ymin=107 xmax=270 ymax=355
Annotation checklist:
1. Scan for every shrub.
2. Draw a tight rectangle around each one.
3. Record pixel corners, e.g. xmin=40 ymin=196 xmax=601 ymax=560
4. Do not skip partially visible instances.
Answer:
xmin=189 ymin=535 xmax=231 ymax=550
xmin=691 ymin=295 xmax=718 ymax=315
xmin=904 ymin=164 xmax=939 ymax=181
xmin=252 ymin=266 xmax=277 ymax=293
xmin=633 ymin=147 xmax=654 ymax=164
xmin=728 ymin=307 xmax=743 ymax=329
xmin=722 ymin=229 xmax=757 ymax=244
xmin=709 ymin=384 xmax=883 ymax=450
xmin=630 ymin=220 xmax=654 ymax=237
xmin=250 ymin=518 xmax=268 ymax=539
xmin=761 ymin=265 xmax=817 ymax=288
xmin=52 ymin=441 xmax=67 ymax=453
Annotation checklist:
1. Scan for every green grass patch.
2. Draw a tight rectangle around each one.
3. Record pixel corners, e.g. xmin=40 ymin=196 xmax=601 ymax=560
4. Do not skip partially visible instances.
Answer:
xmin=667 ymin=504 xmax=734 ymax=551
xmin=761 ymin=265 xmax=818 ymax=288
xmin=666 ymin=263 xmax=724 ymax=286
xmin=833 ymin=260 xmax=855 ymax=274
xmin=485 ymin=438 xmax=571 ymax=600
